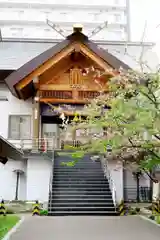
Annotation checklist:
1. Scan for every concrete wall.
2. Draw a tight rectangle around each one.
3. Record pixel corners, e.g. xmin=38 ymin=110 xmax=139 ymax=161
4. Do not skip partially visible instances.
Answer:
xmin=0 ymin=159 xmax=27 ymax=200
xmin=26 ymin=154 xmax=53 ymax=202
xmin=0 ymin=86 xmax=32 ymax=139
xmin=0 ymin=154 xmax=53 ymax=202
xmin=107 ymin=160 xmax=123 ymax=203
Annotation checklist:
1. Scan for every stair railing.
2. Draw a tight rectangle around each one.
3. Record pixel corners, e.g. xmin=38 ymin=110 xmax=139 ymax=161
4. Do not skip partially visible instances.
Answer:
xmin=101 ymin=156 xmax=117 ymax=211
xmin=48 ymin=150 xmax=55 ymax=210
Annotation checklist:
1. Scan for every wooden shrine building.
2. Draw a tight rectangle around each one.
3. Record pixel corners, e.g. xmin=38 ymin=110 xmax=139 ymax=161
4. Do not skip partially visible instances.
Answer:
xmin=4 ymin=24 xmax=130 ymax=146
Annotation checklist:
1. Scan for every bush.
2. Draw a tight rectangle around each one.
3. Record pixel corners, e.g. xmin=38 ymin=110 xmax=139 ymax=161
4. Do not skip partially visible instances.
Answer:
xmin=149 ymin=215 xmax=155 ymax=220
xmin=130 ymin=210 xmax=137 ymax=215
xmin=146 ymin=205 xmax=152 ymax=211
xmin=6 ymin=208 xmax=15 ymax=214
xmin=127 ymin=206 xmax=140 ymax=215
xmin=135 ymin=207 xmax=140 ymax=213
xmin=40 ymin=209 xmax=48 ymax=216
xmin=10 ymin=200 xmax=26 ymax=205
xmin=156 ymin=216 xmax=160 ymax=224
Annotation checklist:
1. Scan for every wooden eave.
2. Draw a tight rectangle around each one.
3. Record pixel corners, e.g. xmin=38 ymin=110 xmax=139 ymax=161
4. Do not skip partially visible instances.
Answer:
xmin=4 ymin=31 xmax=130 ymax=100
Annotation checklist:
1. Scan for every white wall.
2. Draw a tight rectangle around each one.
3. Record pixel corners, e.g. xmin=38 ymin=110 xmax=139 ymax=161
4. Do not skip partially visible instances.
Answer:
xmin=0 ymin=159 xmax=18 ymax=200
xmin=0 ymin=155 xmax=52 ymax=201
xmin=26 ymin=155 xmax=52 ymax=202
xmin=153 ymin=183 xmax=160 ymax=200
xmin=18 ymin=173 xmax=27 ymax=200
xmin=0 ymin=86 xmax=33 ymax=139
xmin=107 ymin=160 xmax=123 ymax=203
xmin=0 ymin=159 xmax=27 ymax=200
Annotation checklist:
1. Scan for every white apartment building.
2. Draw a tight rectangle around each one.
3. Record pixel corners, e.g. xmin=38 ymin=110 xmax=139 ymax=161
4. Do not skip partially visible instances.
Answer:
xmin=0 ymin=0 xmax=130 ymax=41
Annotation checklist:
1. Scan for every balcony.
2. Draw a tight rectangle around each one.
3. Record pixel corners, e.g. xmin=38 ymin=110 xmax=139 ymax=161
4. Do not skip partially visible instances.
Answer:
xmin=7 ymin=138 xmax=90 ymax=152
xmin=7 ymin=138 xmax=59 ymax=152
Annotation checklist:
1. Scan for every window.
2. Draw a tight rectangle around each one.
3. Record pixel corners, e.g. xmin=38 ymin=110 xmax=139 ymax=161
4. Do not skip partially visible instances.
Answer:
xmin=0 ymin=88 xmax=8 ymax=101
xmin=114 ymin=0 xmax=120 ymax=4
xmin=10 ymin=28 xmax=23 ymax=37
xmin=8 ymin=115 xmax=31 ymax=140
xmin=18 ymin=10 xmax=24 ymax=18
xmin=42 ymin=11 xmax=51 ymax=18
xmin=44 ymin=28 xmax=51 ymax=32
xmin=115 ymin=14 xmax=121 ymax=22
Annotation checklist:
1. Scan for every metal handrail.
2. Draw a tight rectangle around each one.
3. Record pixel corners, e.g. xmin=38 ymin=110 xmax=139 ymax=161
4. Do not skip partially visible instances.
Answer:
xmin=7 ymin=138 xmax=84 ymax=151
xmin=48 ymin=153 xmax=54 ymax=210
xmin=7 ymin=137 xmax=57 ymax=151
xmin=101 ymin=156 xmax=117 ymax=211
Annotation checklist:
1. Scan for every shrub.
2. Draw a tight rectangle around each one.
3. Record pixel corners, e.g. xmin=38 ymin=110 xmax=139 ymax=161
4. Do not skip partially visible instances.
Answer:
xmin=40 ymin=209 xmax=48 ymax=216
xmin=130 ymin=210 xmax=137 ymax=215
xmin=135 ymin=207 xmax=140 ymax=213
xmin=6 ymin=208 xmax=15 ymax=214
xmin=146 ymin=205 xmax=152 ymax=211
xmin=156 ymin=216 xmax=160 ymax=224
xmin=10 ymin=200 xmax=26 ymax=205
xmin=149 ymin=215 xmax=155 ymax=220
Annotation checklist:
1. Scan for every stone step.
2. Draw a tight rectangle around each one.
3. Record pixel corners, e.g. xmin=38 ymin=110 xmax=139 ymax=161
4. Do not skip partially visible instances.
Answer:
xmin=53 ymin=183 xmax=110 ymax=188
xmin=48 ymin=211 xmax=118 ymax=216
xmin=50 ymin=202 xmax=114 ymax=207
xmin=51 ymin=198 xmax=113 ymax=203
xmin=48 ymin=206 xmax=116 ymax=211
xmin=50 ymin=194 xmax=112 ymax=199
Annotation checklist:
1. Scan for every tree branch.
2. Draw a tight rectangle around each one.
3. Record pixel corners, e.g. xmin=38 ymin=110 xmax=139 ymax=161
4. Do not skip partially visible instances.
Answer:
xmin=154 ymin=134 xmax=160 ymax=141
xmin=142 ymin=168 xmax=158 ymax=183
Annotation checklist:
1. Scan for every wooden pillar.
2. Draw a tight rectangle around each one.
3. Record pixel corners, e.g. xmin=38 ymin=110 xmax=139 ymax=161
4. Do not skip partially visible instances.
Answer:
xmin=32 ymin=95 xmax=40 ymax=150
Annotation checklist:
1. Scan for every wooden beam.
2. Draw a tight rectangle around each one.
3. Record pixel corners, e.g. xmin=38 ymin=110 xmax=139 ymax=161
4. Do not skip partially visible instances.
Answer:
xmin=39 ymin=58 xmax=73 ymax=85
xmin=16 ymin=43 xmax=76 ymax=91
xmin=45 ymin=63 xmax=73 ymax=85
xmin=79 ymin=43 xmax=115 ymax=75
xmin=39 ymin=84 xmax=104 ymax=91
xmin=40 ymin=98 xmax=89 ymax=104
xmin=40 ymin=57 xmax=99 ymax=86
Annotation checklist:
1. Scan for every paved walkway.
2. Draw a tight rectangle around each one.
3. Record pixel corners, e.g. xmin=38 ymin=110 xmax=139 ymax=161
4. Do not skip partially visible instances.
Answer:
xmin=10 ymin=216 xmax=160 ymax=240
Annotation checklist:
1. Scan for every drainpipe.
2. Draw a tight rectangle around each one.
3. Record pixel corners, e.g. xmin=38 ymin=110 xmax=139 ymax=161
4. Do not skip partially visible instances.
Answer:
xmin=136 ymin=173 xmax=140 ymax=202
xmin=15 ymin=171 xmax=20 ymax=201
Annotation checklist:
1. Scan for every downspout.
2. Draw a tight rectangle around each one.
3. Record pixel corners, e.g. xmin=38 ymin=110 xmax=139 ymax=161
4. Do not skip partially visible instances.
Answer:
xmin=15 ymin=171 xmax=20 ymax=201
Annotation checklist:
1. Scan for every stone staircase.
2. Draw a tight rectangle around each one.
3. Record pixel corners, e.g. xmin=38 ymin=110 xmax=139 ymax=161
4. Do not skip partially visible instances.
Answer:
xmin=48 ymin=152 xmax=117 ymax=216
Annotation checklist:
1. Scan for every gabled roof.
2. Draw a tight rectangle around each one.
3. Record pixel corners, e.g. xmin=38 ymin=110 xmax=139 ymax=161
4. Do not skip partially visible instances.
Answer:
xmin=4 ymin=30 xmax=130 ymax=99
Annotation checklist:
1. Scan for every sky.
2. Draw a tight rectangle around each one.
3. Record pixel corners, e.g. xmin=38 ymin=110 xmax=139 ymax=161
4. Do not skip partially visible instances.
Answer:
xmin=130 ymin=0 xmax=160 ymax=43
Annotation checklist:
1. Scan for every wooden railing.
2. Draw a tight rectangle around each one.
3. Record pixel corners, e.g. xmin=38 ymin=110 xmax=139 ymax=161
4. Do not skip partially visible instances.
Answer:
xmin=78 ymin=91 xmax=101 ymax=99
xmin=39 ymin=90 xmax=72 ymax=99
xmin=39 ymin=90 xmax=102 ymax=101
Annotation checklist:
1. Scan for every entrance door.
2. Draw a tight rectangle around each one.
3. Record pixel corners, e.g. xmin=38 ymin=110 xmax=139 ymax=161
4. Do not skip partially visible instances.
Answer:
xmin=42 ymin=123 xmax=60 ymax=149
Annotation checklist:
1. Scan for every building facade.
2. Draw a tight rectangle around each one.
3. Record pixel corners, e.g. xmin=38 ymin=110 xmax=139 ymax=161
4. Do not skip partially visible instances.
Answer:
xmin=0 ymin=24 xmax=157 ymax=204
xmin=0 ymin=0 xmax=130 ymax=41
